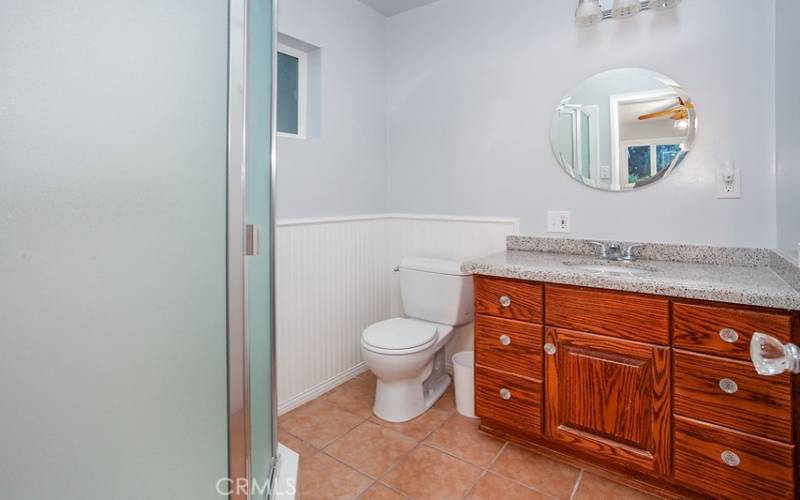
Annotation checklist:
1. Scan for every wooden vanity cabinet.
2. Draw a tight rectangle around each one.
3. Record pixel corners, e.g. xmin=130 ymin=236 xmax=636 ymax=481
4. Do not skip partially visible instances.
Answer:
xmin=545 ymin=327 xmax=672 ymax=476
xmin=473 ymin=275 xmax=799 ymax=500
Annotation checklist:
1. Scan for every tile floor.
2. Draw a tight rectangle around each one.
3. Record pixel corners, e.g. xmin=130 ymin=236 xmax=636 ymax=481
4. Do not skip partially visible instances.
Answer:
xmin=279 ymin=371 xmax=661 ymax=500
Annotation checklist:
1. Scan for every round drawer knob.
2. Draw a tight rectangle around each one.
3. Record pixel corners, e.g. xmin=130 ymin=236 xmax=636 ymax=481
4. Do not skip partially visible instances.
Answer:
xmin=719 ymin=328 xmax=739 ymax=343
xmin=721 ymin=450 xmax=740 ymax=467
xmin=499 ymin=334 xmax=511 ymax=346
xmin=719 ymin=378 xmax=738 ymax=394
xmin=499 ymin=388 xmax=512 ymax=400
xmin=499 ymin=295 xmax=512 ymax=308
xmin=544 ymin=343 xmax=557 ymax=356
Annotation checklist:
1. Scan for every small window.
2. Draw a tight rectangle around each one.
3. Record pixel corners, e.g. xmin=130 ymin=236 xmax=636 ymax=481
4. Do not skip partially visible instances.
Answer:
xmin=277 ymin=44 xmax=307 ymax=138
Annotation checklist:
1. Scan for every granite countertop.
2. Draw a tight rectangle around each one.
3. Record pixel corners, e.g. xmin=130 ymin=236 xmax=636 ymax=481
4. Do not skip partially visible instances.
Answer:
xmin=462 ymin=238 xmax=800 ymax=311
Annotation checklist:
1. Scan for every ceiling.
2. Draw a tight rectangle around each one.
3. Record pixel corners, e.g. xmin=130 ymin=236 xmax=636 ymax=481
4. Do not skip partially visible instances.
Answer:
xmin=357 ymin=0 xmax=441 ymax=17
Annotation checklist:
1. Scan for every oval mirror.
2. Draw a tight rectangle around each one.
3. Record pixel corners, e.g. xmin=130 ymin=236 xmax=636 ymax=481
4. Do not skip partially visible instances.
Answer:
xmin=550 ymin=68 xmax=695 ymax=191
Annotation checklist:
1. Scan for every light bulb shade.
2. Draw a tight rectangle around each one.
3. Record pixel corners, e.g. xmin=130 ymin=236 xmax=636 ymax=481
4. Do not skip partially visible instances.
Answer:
xmin=648 ymin=0 xmax=681 ymax=10
xmin=612 ymin=0 xmax=641 ymax=18
xmin=575 ymin=0 xmax=603 ymax=27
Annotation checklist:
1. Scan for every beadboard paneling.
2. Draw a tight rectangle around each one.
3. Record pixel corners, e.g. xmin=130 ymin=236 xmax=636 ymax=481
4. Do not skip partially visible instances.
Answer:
xmin=276 ymin=214 xmax=518 ymax=413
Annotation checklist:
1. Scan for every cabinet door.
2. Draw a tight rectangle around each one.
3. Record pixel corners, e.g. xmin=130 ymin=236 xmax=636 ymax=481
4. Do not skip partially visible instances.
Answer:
xmin=545 ymin=327 xmax=671 ymax=476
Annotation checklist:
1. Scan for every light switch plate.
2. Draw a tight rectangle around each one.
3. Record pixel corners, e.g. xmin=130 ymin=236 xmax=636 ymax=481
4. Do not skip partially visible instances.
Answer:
xmin=547 ymin=210 xmax=571 ymax=233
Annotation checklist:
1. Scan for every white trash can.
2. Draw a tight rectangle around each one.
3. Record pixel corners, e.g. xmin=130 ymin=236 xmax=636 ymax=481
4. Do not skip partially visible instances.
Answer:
xmin=452 ymin=351 xmax=476 ymax=418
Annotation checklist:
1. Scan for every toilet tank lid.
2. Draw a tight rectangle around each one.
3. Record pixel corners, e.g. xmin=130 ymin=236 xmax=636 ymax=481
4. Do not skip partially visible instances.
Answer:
xmin=399 ymin=257 xmax=470 ymax=276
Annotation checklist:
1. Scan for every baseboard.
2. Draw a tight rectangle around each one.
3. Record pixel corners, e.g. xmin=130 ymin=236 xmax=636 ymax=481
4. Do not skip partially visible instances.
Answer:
xmin=277 ymin=362 xmax=369 ymax=415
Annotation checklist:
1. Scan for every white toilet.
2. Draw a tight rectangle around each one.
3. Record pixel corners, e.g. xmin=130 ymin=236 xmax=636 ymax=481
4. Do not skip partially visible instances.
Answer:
xmin=361 ymin=257 xmax=474 ymax=422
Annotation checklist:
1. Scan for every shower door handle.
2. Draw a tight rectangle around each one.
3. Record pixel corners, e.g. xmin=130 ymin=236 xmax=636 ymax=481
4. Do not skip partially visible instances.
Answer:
xmin=245 ymin=223 xmax=261 ymax=256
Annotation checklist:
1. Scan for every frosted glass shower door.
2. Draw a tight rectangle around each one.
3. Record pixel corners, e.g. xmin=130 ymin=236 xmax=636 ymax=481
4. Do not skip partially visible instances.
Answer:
xmin=246 ymin=0 xmax=276 ymax=495
xmin=228 ymin=0 xmax=276 ymax=498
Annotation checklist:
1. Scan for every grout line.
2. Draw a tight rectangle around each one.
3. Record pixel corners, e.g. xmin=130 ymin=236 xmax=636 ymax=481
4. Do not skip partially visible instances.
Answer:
xmin=569 ymin=470 xmax=585 ymax=500
xmin=462 ymin=470 xmax=487 ymax=499
xmin=376 ymin=480 xmax=412 ymax=499
xmin=485 ymin=441 xmax=508 ymax=470
xmin=354 ymin=480 xmax=376 ymax=500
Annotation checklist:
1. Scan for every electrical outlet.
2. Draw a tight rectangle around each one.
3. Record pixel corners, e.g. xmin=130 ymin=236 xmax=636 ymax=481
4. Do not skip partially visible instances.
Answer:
xmin=599 ymin=165 xmax=611 ymax=179
xmin=716 ymin=163 xmax=741 ymax=199
xmin=547 ymin=210 xmax=571 ymax=233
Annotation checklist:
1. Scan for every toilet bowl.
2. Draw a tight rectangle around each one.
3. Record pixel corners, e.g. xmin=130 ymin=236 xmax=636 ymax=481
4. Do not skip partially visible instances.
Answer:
xmin=361 ymin=318 xmax=454 ymax=422
xmin=361 ymin=257 xmax=473 ymax=422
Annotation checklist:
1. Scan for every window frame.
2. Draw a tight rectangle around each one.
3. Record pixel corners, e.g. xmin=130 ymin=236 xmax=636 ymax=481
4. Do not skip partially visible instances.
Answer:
xmin=276 ymin=43 xmax=308 ymax=139
xmin=621 ymin=138 xmax=685 ymax=186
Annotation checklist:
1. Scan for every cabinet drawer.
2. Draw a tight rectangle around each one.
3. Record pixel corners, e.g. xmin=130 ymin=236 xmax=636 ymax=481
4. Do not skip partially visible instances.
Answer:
xmin=475 ymin=314 xmax=542 ymax=380
xmin=545 ymin=284 xmax=670 ymax=344
xmin=475 ymin=366 xmax=542 ymax=436
xmin=674 ymin=350 xmax=793 ymax=442
xmin=674 ymin=416 xmax=795 ymax=500
xmin=475 ymin=276 xmax=543 ymax=323
xmin=673 ymin=303 xmax=793 ymax=361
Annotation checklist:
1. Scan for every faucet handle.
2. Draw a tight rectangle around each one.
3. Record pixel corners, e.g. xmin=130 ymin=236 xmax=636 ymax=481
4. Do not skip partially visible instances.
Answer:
xmin=622 ymin=244 xmax=645 ymax=261
xmin=587 ymin=241 xmax=609 ymax=258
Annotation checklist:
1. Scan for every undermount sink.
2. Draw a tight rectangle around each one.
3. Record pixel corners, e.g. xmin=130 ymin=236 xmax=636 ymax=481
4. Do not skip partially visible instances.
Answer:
xmin=561 ymin=260 xmax=658 ymax=276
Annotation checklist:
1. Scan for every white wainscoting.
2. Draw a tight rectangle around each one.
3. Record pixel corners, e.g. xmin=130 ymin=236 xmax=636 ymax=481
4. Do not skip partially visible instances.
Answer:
xmin=275 ymin=214 xmax=519 ymax=414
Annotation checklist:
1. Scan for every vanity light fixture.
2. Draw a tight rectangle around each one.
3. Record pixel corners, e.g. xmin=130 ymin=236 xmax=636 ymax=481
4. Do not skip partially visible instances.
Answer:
xmin=575 ymin=0 xmax=681 ymax=27
xmin=612 ymin=0 xmax=641 ymax=18
xmin=575 ymin=0 xmax=603 ymax=27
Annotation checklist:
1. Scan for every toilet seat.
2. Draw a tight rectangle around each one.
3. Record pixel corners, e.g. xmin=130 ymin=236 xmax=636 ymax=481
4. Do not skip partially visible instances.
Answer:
xmin=362 ymin=318 xmax=438 ymax=354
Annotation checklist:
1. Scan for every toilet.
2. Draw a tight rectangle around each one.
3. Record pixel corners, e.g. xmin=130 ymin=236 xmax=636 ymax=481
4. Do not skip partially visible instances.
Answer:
xmin=361 ymin=257 xmax=474 ymax=422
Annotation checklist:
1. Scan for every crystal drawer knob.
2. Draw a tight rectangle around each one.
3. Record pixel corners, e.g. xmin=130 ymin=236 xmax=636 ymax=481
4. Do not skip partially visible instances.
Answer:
xmin=721 ymin=450 xmax=740 ymax=467
xmin=544 ymin=343 xmax=557 ymax=356
xmin=719 ymin=378 xmax=738 ymax=394
xmin=499 ymin=334 xmax=511 ymax=346
xmin=499 ymin=295 xmax=512 ymax=308
xmin=719 ymin=328 xmax=739 ymax=343
xmin=499 ymin=388 xmax=512 ymax=400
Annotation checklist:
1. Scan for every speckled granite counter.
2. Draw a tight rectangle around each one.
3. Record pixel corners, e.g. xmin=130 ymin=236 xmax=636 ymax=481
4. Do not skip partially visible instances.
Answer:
xmin=462 ymin=238 xmax=800 ymax=311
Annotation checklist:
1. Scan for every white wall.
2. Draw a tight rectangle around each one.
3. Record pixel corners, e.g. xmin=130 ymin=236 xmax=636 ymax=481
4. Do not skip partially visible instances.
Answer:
xmin=0 ymin=2 xmax=229 ymax=499
xmin=386 ymin=0 xmax=777 ymax=247
xmin=276 ymin=0 xmax=388 ymax=219
xmin=776 ymin=0 xmax=800 ymax=261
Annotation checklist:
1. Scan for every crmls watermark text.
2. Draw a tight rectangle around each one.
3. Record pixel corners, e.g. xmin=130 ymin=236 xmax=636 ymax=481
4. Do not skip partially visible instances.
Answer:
xmin=216 ymin=477 xmax=297 ymax=497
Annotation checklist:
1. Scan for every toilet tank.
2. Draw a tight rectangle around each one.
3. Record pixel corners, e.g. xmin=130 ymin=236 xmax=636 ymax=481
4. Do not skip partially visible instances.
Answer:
xmin=398 ymin=257 xmax=474 ymax=326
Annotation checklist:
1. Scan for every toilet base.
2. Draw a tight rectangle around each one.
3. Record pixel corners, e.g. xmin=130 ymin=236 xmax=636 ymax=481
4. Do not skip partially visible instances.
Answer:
xmin=372 ymin=348 xmax=452 ymax=423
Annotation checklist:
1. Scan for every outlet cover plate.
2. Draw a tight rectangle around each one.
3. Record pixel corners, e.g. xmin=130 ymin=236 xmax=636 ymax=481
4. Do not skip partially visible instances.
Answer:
xmin=716 ymin=167 xmax=741 ymax=199
xmin=547 ymin=210 xmax=571 ymax=233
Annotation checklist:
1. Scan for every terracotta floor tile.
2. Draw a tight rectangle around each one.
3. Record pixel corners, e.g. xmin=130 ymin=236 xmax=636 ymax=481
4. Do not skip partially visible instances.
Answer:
xmin=491 ymin=445 xmax=581 ymax=499
xmin=297 ymin=452 xmax=372 ymax=500
xmin=320 ymin=378 xmax=376 ymax=419
xmin=355 ymin=370 xmax=377 ymax=384
xmin=358 ymin=482 xmax=406 ymax=500
xmin=280 ymin=399 xmax=364 ymax=449
xmin=468 ymin=472 xmax=550 ymax=500
xmin=325 ymin=421 xmax=417 ymax=478
xmin=424 ymin=414 xmax=505 ymax=467
xmin=278 ymin=427 xmax=318 ymax=459
xmin=382 ymin=445 xmax=482 ymax=500
xmin=369 ymin=407 xmax=450 ymax=442
xmin=572 ymin=472 xmax=660 ymax=500
xmin=433 ymin=386 xmax=456 ymax=414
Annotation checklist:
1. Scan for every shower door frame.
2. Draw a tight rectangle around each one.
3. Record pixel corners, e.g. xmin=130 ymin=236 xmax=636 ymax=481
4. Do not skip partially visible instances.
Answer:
xmin=226 ymin=0 xmax=279 ymax=498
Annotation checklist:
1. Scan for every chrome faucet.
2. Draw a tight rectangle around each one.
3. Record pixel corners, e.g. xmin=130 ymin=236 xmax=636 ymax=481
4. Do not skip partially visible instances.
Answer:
xmin=588 ymin=241 xmax=644 ymax=261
